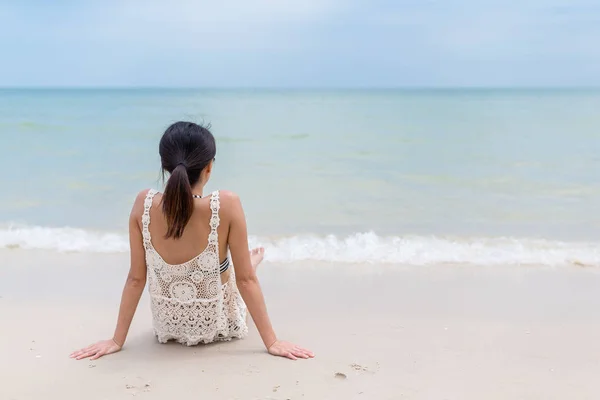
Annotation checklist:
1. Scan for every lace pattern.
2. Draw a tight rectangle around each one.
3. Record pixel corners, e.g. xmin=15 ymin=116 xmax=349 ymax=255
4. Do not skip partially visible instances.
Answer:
xmin=143 ymin=189 xmax=248 ymax=346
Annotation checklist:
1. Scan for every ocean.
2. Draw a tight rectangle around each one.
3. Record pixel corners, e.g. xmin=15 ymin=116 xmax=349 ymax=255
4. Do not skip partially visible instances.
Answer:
xmin=1 ymin=88 xmax=599 ymax=266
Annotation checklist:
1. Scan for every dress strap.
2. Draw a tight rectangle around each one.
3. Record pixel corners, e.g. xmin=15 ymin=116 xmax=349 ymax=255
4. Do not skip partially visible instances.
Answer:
xmin=208 ymin=191 xmax=220 ymax=245
xmin=142 ymin=189 xmax=158 ymax=248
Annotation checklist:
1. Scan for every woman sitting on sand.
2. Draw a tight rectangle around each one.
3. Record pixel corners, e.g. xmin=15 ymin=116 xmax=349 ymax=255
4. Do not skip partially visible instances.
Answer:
xmin=70 ymin=121 xmax=313 ymax=361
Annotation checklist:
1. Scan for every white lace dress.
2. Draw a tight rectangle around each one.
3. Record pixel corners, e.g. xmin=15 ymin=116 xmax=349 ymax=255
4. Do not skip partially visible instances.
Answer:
xmin=142 ymin=189 xmax=248 ymax=345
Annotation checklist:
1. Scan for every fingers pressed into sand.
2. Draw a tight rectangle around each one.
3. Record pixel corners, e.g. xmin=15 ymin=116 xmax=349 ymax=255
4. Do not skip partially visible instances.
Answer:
xmin=70 ymin=347 xmax=90 ymax=358
xmin=292 ymin=347 xmax=312 ymax=359
xmin=75 ymin=349 xmax=96 ymax=360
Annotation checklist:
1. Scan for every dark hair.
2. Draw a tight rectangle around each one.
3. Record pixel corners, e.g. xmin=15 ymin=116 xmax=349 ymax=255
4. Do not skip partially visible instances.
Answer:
xmin=159 ymin=121 xmax=216 ymax=239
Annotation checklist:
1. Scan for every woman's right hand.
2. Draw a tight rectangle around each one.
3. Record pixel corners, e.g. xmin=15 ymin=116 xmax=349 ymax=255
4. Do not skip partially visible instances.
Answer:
xmin=70 ymin=339 xmax=122 ymax=360
xmin=268 ymin=340 xmax=314 ymax=360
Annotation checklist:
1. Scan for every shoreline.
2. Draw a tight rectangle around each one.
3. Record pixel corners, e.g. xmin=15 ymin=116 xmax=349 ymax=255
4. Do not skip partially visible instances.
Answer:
xmin=1 ymin=250 xmax=599 ymax=399
xmin=1 ymin=229 xmax=599 ymax=267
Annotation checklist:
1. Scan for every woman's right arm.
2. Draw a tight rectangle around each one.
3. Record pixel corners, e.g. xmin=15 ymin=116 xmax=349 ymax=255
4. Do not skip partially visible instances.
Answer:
xmin=224 ymin=191 xmax=314 ymax=360
xmin=70 ymin=191 xmax=148 ymax=360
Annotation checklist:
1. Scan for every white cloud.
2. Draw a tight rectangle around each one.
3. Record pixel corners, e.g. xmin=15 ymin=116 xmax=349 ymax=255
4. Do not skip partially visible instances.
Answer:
xmin=364 ymin=1 xmax=600 ymax=59
xmin=34 ymin=0 xmax=347 ymax=52
xmin=1 ymin=0 xmax=600 ymax=86
xmin=118 ymin=0 xmax=341 ymax=24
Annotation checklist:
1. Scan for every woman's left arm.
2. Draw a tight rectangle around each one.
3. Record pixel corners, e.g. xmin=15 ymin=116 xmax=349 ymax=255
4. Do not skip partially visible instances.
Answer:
xmin=70 ymin=191 xmax=148 ymax=360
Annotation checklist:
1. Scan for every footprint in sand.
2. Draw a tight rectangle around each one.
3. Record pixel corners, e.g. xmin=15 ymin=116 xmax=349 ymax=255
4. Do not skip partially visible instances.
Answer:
xmin=350 ymin=363 xmax=368 ymax=372
xmin=335 ymin=363 xmax=380 ymax=380
xmin=334 ymin=372 xmax=347 ymax=380
xmin=350 ymin=362 xmax=380 ymax=374
xmin=124 ymin=377 xmax=151 ymax=396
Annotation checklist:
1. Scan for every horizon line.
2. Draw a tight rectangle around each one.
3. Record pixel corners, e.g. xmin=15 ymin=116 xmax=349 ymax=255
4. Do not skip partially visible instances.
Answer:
xmin=1 ymin=85 xmax=600 ymax=91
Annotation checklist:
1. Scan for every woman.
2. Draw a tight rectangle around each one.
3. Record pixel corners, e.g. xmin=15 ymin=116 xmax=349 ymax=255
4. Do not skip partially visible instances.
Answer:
xmin=70 ymin=121 xmax=313 ymax=361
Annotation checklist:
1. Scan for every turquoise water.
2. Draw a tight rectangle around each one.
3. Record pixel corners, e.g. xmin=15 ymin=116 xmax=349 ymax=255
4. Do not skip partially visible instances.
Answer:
xmin=1 ymin=89 xmax=599 ymax=265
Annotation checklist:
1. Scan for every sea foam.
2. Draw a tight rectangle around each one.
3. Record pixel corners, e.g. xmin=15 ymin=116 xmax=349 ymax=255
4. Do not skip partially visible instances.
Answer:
xmin=1 ymin=225 xmax=598 ymax=267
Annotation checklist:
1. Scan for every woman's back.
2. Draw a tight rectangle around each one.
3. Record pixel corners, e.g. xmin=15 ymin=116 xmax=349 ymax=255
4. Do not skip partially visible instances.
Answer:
xmin=145 ymin=190 xmax=229 ymax=273
xmin=142 ymin=189 xmax=248 ymax=345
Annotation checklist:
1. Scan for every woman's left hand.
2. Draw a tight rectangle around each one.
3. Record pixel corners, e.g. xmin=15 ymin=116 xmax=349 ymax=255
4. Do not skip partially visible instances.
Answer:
xmin=70 ymin=339 xmax=122 ymax=360
xmin=268 ymin=340 xmax=314 ymax=360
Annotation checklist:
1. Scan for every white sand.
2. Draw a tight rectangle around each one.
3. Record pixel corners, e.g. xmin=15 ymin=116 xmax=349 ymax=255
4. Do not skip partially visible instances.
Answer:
xmin=1 ymin=249 xmax=599 ymax=399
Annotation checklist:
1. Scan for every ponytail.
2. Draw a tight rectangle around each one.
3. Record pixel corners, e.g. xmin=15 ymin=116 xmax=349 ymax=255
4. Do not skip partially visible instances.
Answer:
xmin=162 ymin=164 xmax=194 ymax=239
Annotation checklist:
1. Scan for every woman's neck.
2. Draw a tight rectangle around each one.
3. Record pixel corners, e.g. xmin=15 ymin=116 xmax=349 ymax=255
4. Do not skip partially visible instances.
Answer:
xmin=190 ymin=182 xmax=205 ymax=198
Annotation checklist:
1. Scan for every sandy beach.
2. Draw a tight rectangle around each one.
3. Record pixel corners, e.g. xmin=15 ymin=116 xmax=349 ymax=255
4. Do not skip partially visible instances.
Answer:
xmin=3 ymin=0 xmax=600 ymax=396
xmin=0 ymin=249 xmax=598 ymax=399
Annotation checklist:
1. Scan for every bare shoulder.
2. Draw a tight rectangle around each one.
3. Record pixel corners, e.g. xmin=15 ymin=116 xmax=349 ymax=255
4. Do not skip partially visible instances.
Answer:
xmin=218 ymin=190 xmax=241 ymax=204
xmin=216 ymin=190 xmax=243 ymax=217
xmin=130 ymin=189 xmax=153 ymax=218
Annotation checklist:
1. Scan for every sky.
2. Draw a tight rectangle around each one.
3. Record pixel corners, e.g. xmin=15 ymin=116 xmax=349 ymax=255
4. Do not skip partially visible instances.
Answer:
xmin=1 ymin=0 xmax=599 ymax=87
